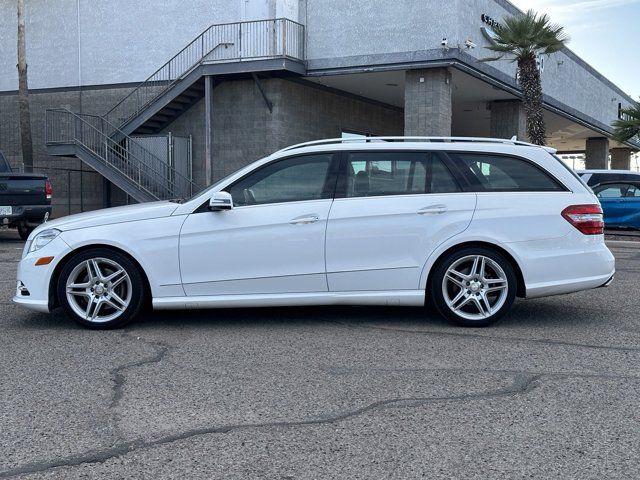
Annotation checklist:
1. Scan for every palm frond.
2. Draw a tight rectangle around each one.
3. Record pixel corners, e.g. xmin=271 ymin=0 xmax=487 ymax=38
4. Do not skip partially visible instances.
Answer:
xmin=612 ymin=102 xmax=640 ymax=142
xmin=482 ymin=9 xmax=569 ymax=63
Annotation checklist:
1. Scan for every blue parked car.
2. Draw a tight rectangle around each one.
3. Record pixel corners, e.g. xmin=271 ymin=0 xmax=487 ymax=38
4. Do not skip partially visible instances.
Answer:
xmin=593 ymin=181 xmax=640 ymax=229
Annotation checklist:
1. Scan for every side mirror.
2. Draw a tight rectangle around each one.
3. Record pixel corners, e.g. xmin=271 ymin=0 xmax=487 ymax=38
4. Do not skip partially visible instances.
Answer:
xmin=208 ymin=191 xmax=233 ymax=211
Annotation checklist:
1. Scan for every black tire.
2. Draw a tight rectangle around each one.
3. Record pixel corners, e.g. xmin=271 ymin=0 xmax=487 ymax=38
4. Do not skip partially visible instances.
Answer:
xmin=430 ymin=246 xmax=517 ymax=327
xmin=57 ymin=248 xmax=146 ymax=329
xmin=17 ymin=224 xmax=34 ymax=240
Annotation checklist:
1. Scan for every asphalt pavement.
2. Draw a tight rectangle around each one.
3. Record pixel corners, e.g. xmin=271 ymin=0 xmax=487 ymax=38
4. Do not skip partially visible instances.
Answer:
xmin=1 ymin=228 xmax=639 ymax=479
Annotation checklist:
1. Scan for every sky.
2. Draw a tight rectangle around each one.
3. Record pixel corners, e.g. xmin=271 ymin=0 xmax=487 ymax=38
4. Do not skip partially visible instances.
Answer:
xmin=509 ymin=0 xmax=640 ymax=99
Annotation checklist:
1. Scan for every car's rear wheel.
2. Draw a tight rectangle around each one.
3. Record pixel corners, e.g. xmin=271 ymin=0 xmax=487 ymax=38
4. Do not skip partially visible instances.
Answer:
xmin=57 ymin=248 xmax=146 ymax=329
xmin=430 ymin=247 xmax=517 ymax=327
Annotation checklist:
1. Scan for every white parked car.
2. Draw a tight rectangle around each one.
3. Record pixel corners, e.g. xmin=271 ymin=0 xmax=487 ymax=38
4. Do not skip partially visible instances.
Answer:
xmin=14 ymin=137 xmax=615 ymax=329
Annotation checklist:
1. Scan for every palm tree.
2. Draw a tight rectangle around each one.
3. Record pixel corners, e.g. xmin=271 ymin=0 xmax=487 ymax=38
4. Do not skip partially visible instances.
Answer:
xmin=612 ymin=102 xmax=640 ymax=143
xmin=481 ymin=9 xmax=569 ymax=145
xmin=17 ymin=0 xmax=34 ymax=173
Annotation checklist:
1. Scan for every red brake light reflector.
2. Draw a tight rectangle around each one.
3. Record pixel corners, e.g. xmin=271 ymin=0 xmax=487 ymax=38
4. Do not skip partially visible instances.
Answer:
xmin=45 ymin=180 xmax=52 ymax=200
xmin=561 ymin=204 xmax=604 ymax=235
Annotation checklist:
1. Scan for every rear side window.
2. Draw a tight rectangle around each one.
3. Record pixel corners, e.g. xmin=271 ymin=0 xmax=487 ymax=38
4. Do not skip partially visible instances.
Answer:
xmin=450 ymin=153 xmax=564 ymax=192
xmin=344 ymin=152 xmax=459 ymax=198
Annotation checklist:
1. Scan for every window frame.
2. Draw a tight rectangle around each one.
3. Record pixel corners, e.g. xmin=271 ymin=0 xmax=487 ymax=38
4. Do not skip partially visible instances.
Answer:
xmin=443 ymin=151 xmax=570 ymax=193
xmin=334 ymin=150 xmax=463 ymax=199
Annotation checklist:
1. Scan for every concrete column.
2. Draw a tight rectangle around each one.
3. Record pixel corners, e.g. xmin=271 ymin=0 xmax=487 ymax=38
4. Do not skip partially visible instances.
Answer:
xmin=585 ymin=137 xmax=610 ymax=169
xmin=404 ymin=68 xmax=452 ymax=136
xmin=490 ymin=100 xmax=527 ymax=141
xmin=610 ymin=148 xmax=632 ymax=170
xmin=204 ymin=75 xmax=214 ymax=186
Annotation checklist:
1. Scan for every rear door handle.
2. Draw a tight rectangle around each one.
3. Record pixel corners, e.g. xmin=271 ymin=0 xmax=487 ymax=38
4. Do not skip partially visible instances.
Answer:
xmin=418 ymin=205 xmax=447 ymax=215
xmin=290 ymin=214 xmax=320 ymax=225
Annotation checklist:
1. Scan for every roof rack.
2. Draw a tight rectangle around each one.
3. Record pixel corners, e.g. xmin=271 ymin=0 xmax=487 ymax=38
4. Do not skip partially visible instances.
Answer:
xmin=275 ymin=136 xmax=548 ymax=154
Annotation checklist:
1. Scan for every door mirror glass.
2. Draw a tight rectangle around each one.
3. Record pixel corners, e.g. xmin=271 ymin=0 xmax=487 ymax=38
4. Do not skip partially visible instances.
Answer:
xmin=208 ymin=191 xmax=233 ymax=211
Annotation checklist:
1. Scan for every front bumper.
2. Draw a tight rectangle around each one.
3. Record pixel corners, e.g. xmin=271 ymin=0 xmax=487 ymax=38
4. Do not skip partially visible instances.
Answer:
xmin=12 ymin=235 xmax=72 ymax=313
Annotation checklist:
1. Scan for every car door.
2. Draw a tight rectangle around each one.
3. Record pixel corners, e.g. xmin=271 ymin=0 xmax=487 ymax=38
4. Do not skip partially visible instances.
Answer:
xmin=179 ymin=153 xmax=339 ymax=296
xmin=594 ymin=183 xmax=628 ymax=227
xmin=325 ymin=150 xmax=476 ymax=292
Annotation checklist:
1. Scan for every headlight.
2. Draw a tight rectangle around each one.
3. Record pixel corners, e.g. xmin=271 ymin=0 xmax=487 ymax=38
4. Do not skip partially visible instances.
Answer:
xmin=28 ymin=229 xmax=61 ymax=253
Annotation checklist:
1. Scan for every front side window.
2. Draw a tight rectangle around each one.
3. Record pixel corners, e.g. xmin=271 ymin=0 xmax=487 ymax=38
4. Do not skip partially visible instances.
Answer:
xmin=228 ymin=154 xmax=333 ymax=206
xmin=344 ymin=152 xmax=459 ymax=198
xmin=451 ymin=153 xmax=564 ymax=192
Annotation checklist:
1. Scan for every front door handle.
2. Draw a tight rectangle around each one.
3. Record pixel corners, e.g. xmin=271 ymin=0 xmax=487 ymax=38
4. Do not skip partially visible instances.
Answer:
xmin=418 ymin=205 xmax=447 ymax=215
xmin=290 ymin=214 xmax=320 ymax=225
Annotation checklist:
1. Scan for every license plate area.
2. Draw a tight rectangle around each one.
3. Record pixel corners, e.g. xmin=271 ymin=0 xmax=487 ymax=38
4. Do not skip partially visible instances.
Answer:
xmin=0 ymin=206 xmax=13 ymax=216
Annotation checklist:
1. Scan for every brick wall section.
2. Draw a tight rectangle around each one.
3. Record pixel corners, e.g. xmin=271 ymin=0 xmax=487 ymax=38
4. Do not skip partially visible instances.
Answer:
xmin=404 ymin=68 xmax=452 ymax=137
xmin=184 ymin=78 xmax=404 ymax=183
xmin=159 ymin=98 xmax=207 ymax=188
xmin=490 ymin=100 xmax=527 ymax=141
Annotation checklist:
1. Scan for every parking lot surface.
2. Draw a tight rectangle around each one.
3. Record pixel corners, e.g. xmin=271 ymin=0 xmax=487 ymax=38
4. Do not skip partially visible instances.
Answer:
xmin=1 ymin=229 xmax=639 ymax=479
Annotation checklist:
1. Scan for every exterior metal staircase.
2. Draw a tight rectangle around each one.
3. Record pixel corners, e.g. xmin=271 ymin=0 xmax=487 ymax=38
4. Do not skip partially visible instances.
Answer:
xmin=45 ymin=18 xmax=305 ymax=203
xmin=46 ymin=109 xmax=197 ymax=202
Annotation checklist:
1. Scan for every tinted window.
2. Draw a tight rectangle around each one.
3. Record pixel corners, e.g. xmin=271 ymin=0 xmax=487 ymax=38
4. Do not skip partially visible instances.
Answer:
xmin=594 ymin=184 xmax=627 ymax=198
xmin=593 ymin=183 xmax=640 ymax=199
xmin=344 ymin=152 xmax=459 ymax=198
xmin=228 ymin=154 xmax=333 ymax=206
xmin=452 ymin=153 xmax=563 ymax=192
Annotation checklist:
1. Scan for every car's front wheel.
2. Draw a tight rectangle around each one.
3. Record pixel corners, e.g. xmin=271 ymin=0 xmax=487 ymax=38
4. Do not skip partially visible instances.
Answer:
xmin=57 ymin=248 xmax=146 ymax=329
xmin=430 ymin=247 xmax=517 ymax=327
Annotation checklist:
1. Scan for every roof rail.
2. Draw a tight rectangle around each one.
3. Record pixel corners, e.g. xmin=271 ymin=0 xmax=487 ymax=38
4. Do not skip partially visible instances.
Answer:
xmin=275 ymin=136 xmax=550 ymax=154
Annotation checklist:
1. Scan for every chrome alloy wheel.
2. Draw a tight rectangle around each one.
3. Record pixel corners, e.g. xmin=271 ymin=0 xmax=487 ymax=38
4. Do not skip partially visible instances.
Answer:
xmin=65 ymin=258 xmax=132 ymax=323
xmin=442 ymin=255 xmax=509 ymax=321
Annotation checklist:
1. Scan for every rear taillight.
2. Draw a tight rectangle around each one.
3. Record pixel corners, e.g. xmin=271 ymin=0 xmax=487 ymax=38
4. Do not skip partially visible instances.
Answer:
xmin=45 ymin=180 xmax=52 ymax=200
xmin=561 ymin=204 xmax=604 ymax=235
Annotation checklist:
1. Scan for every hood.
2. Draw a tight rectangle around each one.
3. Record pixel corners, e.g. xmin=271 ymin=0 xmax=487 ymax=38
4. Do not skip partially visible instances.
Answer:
xmin=35 ymin=201 xmax=180 ymax=233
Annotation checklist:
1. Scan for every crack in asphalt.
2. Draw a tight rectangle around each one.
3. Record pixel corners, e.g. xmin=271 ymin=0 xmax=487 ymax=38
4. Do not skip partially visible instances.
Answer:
xmin=330 ymin=321 xmax=640 ymax=353
xmin=321 ymin=365 xmax=640 ymax=383
xmin=109 ymin=332 xmax=171 ymax=439
xmin=0 ymin=373 xmax=540 ymax=478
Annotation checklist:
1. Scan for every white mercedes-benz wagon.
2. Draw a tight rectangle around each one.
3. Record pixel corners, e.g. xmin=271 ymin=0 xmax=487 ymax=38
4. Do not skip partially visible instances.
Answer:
xmin=14 ymin=137 xmax=615 ymax=328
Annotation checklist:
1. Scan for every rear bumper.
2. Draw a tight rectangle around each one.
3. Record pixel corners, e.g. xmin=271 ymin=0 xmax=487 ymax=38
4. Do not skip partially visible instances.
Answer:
xmin=598 ymin=274 xmax=615 ymax=288
xmin=506 ymin=233 xmax=616 ymax=299
xmin=1 ymin=205 xmax=51 ymax=226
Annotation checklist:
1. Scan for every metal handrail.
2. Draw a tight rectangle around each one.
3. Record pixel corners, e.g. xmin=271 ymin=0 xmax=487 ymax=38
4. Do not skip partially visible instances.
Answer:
xmin=46 ymin=109 xmax=198 ymax=200
xmin=104 ymin=18 xmax=305 ymax=128
xmin=275 ymin=136 xmax=551 ymax=154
